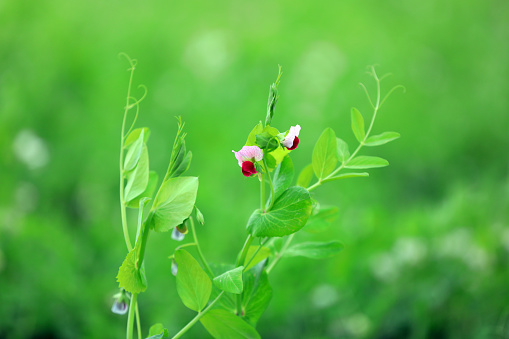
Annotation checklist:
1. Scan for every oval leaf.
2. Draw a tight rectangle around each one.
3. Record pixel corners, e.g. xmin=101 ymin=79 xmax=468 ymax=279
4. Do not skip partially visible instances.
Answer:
xmin=351 ymin=107 xmax=365 ymax=142
xmin=124 ymin=127 xmax=151 ymax=148
xmin=116 ymin=249 xmax=147 ymax=294
xmin=213 ymin=266 xmax=244 ymax=294
xmin=174 ymin=249 xmax=211 ymax=312
xmin=345 ymin=156 xmax=389 ymax=169
xmin=200 ymin=309 xmax=260 ymax=339
xmin=124 ymin=144 xmax=150 ymax=202
xmin=127 ymin=171 xmax=158 ymax=208
xmin=336 ymin=138 xmax=350 ymax=163
xmin=247 ymin=186 xmax=312 ymax=237
xmin=312 ymin=128 xmax=338 ymax=179
xmin=297 ymin=163 xmax=313 ymax=188
xmin=285 ymin=241 xmax=344 ymax=259
xmin=364 ymin=131 xmax=400 ymax=146
xmin=151 ymin=177 xmax=198 ymax=232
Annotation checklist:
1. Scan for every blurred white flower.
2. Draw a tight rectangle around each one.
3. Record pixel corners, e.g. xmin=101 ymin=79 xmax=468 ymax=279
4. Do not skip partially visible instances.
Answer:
xmin=370 ymin=252 xmax=400 ymax=282
xmin=343 ymin=313 xmax=371 ymax=337
xmin=393 ymin=237 xmax=427 ymax=266
xmin=13 ymin=129 xmax=49 ymax=170
xmin=310 ymin=284 xmax=338 ymax=309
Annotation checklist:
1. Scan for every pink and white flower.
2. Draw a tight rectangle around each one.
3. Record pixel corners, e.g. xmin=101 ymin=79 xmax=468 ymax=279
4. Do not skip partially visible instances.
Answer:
xmin=282 ymin=125 xmax=301 ymax=150
xmin=232 ymin=145 xmax=263 ymax=177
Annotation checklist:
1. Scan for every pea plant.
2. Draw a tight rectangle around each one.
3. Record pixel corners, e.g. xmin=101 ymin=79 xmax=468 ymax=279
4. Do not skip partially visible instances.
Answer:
xmin=112 ymin=54 xmax=402 ymax=339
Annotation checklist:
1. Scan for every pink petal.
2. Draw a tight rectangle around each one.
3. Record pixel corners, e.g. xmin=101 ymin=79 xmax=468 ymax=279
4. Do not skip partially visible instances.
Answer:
xmin=232 ymin=146 xmax=263 ymax=166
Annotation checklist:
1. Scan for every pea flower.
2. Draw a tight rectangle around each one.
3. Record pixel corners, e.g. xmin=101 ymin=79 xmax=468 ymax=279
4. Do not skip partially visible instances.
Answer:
xmin=111 ymin=289 xmax=130 ymax=315
xmin=282 ymin=125 xmax=301 ymax=150
xmin=232 ymin=146 xmax=263 ymax=177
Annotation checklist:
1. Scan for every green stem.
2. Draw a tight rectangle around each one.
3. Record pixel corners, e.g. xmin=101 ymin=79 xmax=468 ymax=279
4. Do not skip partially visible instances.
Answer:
xmin=236 ymin=234 xmax=254 ymax=267
xmin=189 ymin=217 xmax=214 ymax=277
xmin=307 ymin=67 xmax=382 ymax=193
xmin=172 ymin=291 xmax=225 ymax=339
xmin=136 ymin=213 xmax=153 ymax=269
xmin=119 ymin=62 xmax=136 ymax=252
xmin=262 ymin=159 xmax=276 ymax=211
xmin=235 ymin=234 xmax=254 ymax=316
xmin=127 ymin=293 xmax=138 ymax=339
xmin=135 ymin=303 xmax=142 ymax=339
xmin=266 ymin=234 xmax=295 ymax=274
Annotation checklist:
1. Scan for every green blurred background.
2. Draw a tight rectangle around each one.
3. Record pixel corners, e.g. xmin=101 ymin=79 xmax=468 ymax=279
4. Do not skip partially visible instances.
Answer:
xmin=1 ymin=0 xmax=508 ymax=338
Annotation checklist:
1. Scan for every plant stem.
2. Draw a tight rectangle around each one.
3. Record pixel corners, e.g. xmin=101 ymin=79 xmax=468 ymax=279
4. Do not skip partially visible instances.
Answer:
xmin=236 ymin=234 xmax=254 ymax=267
xmin=127 ymin=293 xmax=138 ymax=339
xmin=172 ymin=291 xmax=225 ymax=339
xmin=119 ymin=61 xmax=136 ymax=252
xmin=235 ymin=234 xmax=254 ymax=315
xmin=189 ymin=217 xmax=214 ymax=277
xmin=266 ymin=234 xmax=295 ymax=274
xmin=136 ymin=213 xmax=153 ymax=269
xmin=135 ymin=303 xmax=142 ymax=339
xmin=262 ymin=159 xmax=276 ymax=211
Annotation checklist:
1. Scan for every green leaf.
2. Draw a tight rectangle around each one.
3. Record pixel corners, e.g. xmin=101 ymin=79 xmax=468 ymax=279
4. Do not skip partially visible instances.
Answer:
xmin=351 ymin=107 xmax=365 ymax=142
xmin=255 ymin=126 xmax=280 ymax=151
xmin=321 ymin=172 xmax=369 ymax=183
xmin=116 ymin=249 xmax=147 ymax=294
xmin=247 ymin=186 xmax=312 ymax=237
xmin=312 ymin=128 xmax=338 ymax=179
xmin=124 ymin=129 xmax=145 ymax=171
xmin=364 ymin=131 xmax=401 ymax=146
xmin=124 ymin=127 xmax=151 ymax=148
xmin=242 ymin=263 xmax=272 ymax=326
xmin=244 ymin=246 xmax=270 ymax=271
xmin=213 ymin=266 xmax=244 ymax=294
xmin=268 ymin=156 xmax=294 ymax=205
xmin=200 ymin=309 xmax=260 ymax=339
xmin=151 ymin=177 xmax=199 ymax=232
xmin=127 ymin=171 xmax=158 ymax=208
xmin=171 ymin=151 xmax=192 ymax=178
xmin=245 ymin=122 xmax=263 ymax=146
xmin=285 ymin=241 xmax=344 ymax=259
xmin=304 ymin=206 xmax=339 ymax=233
xmin=174 ymin=249 xmax=211 ymax=312
xmin=297 ymin=163 xmax=314 ymax=188
xmin=147 ymin=323 xmax=169 ymax=338
xmin=266 ymin=147 xmax=289 ymax=171
xmin=336 ymin=138 xmax=350 ymax=163
xmin=345 ymin=156 xmax=389 ymax=169
xmin=124 ymin=144 xmax=150 ymax=202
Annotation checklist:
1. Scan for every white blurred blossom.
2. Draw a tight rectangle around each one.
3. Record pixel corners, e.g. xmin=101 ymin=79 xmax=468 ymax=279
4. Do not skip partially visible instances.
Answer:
xmin=13 ymin=129 xmax=49 ymax=170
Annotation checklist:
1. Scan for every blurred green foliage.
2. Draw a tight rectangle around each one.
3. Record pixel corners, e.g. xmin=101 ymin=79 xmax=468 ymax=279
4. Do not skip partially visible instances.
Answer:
xmin=1 ymin=0 xmax=508 ymax=338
